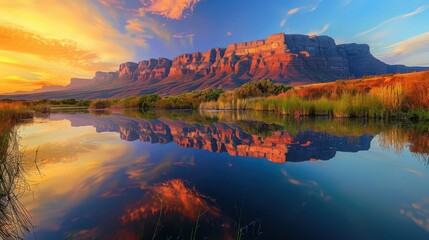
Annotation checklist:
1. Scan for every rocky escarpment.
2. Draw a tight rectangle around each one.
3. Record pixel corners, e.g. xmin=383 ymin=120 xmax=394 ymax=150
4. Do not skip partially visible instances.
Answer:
xmin=4 ymin=33 xmax=428 ymax=100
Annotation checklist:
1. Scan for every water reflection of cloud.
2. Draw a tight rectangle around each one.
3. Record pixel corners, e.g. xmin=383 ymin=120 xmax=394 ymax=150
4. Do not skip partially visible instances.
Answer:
xmin=401 ymin=168 xmax=423 ymax=177
xmin=121 ymin=179 xmax=221 ymax=223
xmin=173 ymin=155 xmax=196 ymax=166
xmin=281 ymin=169 xmax=332 ymax=202
xmin=19 ymin=120 xmax=135 ymax=231
xmin=401 ymin=198 xmax=429 ymax=232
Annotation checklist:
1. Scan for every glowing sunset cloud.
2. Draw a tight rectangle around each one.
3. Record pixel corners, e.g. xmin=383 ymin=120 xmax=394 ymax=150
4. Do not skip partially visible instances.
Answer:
xmin=139 ymin=0 xmax=201 ymax=20
xmin=121 ymin=179 xmax=221 ymax=223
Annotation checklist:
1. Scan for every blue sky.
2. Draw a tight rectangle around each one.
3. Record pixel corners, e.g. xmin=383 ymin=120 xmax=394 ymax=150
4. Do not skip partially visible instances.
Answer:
xmin=127 ymin=0 xmax=429 ymax=66
xmin=0 ymin=0 xmax=428 ymax=92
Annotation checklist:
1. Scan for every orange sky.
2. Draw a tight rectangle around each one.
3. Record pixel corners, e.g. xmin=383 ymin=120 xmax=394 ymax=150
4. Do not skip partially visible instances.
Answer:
xmin=0 ymin=0 xmax=201 ymax=94
xmin=0 ymin=1 xmax=136 ymax=93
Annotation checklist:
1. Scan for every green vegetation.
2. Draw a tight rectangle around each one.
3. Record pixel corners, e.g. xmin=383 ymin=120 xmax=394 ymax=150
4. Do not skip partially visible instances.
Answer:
xmin=24 ymin=98 xmax=91 ymax=108
xmin=2 ymin=75 xmax=428 ymax=121
xmin=234 ymin=79 xmax=292 ymax=98
xmin=200 ymin=80 xmax=429 ymax=120
xmin=85 ymin=80 xmax=286 ymax=110
xmin=0 ymin=103 xmax=33 ymax=123
xmin=200 ymin=79 xmax=292 ymax=110
xmin=89 ymin=99 xmax=112 ymax=109
xmin=155 ymin=89 xmax=224 ymax=109
xmin=0 ymin=121 xmax=32 ymax=239
xmin=86 ymin=88 xmax=224 ymax=110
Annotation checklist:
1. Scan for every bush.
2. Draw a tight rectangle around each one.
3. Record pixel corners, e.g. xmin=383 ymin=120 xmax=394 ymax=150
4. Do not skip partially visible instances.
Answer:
xmin=139 ymin=94 xmax=161 ymax=109
xmin=235 ymin=79 xmax=291 ymax=98
xmin=76 ymin=100 xmax=91 ymax=107
xmin=61 ymin=98 xmax=77 ymax=105
xmin=89 ymin=99 xmax=111 ymax=109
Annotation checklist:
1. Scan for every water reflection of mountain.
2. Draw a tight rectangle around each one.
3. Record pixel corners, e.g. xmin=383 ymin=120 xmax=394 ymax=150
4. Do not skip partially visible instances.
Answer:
xmin=51 ymin=113 xmax=373 ymax=163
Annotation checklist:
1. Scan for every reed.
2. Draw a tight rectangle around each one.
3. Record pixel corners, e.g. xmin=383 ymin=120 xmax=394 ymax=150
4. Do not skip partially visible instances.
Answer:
xmin=0 ymin=103 xmax=33 ymax=123
xmin=200 ymin=92 xmax=393 ymax=118
xmin=0 ymin=123 xmax=33 ymax=239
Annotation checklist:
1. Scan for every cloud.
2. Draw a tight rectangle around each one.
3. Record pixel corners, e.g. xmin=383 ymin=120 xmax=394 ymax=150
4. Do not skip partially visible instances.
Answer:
xmin=124 ymin=17 xmax=171 ymax=46
xmin=288 ymin=8 xmax=300 ymax=15
xmin=172 ymin=32 xmax=195 ymax=47
xmin=98 ymin=0 xmax=121 ymax=7
xmin=139 ymin=0 xmax=201 ymax=20
xmin=0 ymin=0 xmax=139 ymax=93
xmin=285 ymin=1 xmax=321 ymax=21
xmin=121 ymin=179 xmax=221 ymax=223
xmin=307 ymin=23 xmax=330 ymax=36
xmin=125 ymin=18 xmax=146 ymax=33
xmin=0 ymin=24 xmax=112 ymax=71
xmin=0 ymin=76 xmax=52 ymax=92
xmin=172 ymin=32 xmax=196 ymax=38
xmin=355 ymin=5 xmax=428 ymax=38
xmin=226 ymin=31 xmax=233 ymax=36
xmin=308 ymin=0 xmax=322 ymax=12
xmin=377 ymin=32 xmax=429 ymax=66
xmin=98 ymin=0 xmax=138 ymax=13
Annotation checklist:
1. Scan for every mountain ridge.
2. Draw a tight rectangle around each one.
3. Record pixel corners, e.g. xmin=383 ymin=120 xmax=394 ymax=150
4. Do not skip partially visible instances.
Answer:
xmin=3 ymin=33 xmax=428 ymax=100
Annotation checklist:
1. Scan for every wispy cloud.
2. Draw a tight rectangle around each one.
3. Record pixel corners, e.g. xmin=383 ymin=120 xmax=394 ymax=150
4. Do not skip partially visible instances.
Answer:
xmin=307 ymin=23 xmax=330 ymax=36
xmin=288 ymin=8 xmax=300 ymax=15
xmin=0 ymin=24 xmax=115 ymax=71
xmin=172 ymin=32 xmax=195 ymax=38
xmin=308 ymin=0 xmax=322 ymax=12
xmin=282 ymin=0 xmax=321 ymax=27
xmin=355 ymin=5 xmax=428 ymax=38
xmin=378 ymin=32 xmax=429 ymax=66
xmin=139 ymin=0 xmax=201 ymax=20
xmin=124 ymin=18 xmax=170 ymax=45
xmin=226 ymin=31 xmax=233 ymax=37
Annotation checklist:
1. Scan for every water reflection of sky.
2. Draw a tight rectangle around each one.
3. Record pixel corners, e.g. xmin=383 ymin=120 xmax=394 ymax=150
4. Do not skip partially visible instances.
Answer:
xmin=19 ymin=112 xmax=429 ymax=239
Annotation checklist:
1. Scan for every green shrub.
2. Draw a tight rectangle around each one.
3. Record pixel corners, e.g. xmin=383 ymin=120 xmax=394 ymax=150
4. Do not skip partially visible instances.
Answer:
xmin=235 ymin=79 xmax=291 ymax=98
xmin=89 ymin=99 xmax=111 ymax=109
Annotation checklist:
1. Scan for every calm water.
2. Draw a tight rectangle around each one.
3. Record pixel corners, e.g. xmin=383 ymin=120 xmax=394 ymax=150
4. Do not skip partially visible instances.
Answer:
xmin=16 ymin=110 xmax=429 ymax=239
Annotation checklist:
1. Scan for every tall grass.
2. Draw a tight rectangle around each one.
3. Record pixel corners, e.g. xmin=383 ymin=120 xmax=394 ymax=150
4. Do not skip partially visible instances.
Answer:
xmin=200 ymin=93 xmax=389 ymax=118
xmin=0 ymin=103 xmax=33 ymax=123
xmin=89 ymin=99 xmax=112 ymax=109
xmin=0 ymin=103 xmax=36 ymax=239
xmin=369 ymin=83 xmax=404 ymax=109
xmin=0 ymin=123 xmax=33 ymax=239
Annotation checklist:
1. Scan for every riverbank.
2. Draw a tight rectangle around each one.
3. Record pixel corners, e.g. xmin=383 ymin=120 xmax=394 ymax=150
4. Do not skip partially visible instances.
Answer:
xmin=0 ymin=102 xmax=34 ymax=123
xmin=0 ymin=103 xmax=33 ymax=239
xmin=200 ymin=72 xmax=429 ymax=120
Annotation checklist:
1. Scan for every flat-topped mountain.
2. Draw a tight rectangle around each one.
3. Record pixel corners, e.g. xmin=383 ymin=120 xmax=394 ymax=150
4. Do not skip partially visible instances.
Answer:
xmin=3 ymin=33 xmax=428 ymax=100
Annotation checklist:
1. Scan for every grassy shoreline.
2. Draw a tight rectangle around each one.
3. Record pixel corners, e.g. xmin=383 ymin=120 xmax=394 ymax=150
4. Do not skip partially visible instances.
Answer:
xmin=199 ymin=73 xmax=429 ymax=120
xmin=199 ymin=94 xmax=429 ymax=120
xmin=0 ymin=103 xmax=34 ymax=123
xmin=0 ymin=104 xmax=33 ymax=239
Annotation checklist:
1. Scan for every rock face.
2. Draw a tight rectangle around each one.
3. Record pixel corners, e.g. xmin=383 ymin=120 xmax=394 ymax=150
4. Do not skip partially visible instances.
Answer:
xmin=4 ymin=33 xmax=428 ymax=100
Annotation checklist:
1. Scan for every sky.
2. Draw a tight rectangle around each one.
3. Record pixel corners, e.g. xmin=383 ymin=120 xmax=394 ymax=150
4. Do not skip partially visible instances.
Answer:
xmin=0 ymin=0 xmax=428 ymax=93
